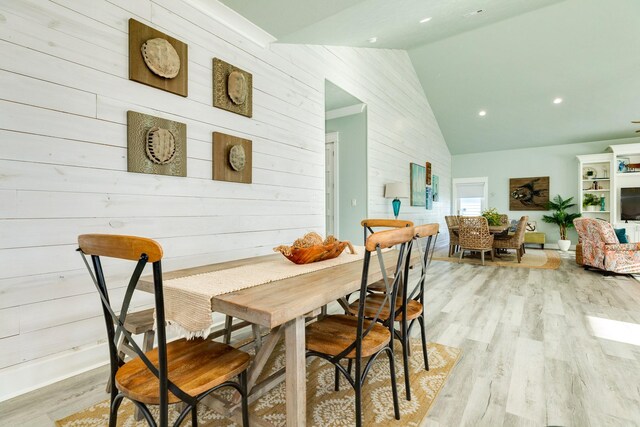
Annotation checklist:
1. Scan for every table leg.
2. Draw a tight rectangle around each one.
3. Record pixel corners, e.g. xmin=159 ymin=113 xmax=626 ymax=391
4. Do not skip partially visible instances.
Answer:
xmin=285 ymin=316 xmax=306 ymax=427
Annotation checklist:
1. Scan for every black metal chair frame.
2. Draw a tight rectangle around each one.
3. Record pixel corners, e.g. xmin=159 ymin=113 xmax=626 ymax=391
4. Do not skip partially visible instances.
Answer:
xmin=392 ymin=230 xmax=438 ymax=400
xmin=306 ymin=238 xmax=412 ymax=427
xmin=78 ymin=247 xmax=249 ymax=427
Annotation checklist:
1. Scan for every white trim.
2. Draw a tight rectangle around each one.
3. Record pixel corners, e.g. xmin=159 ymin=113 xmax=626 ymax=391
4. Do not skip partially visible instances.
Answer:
xmin=325 ymin=103 xmax=367 ymax=120
xmin=325 ymin=132 xmax=339 ymax=236
xmin=183 ymin=0 xmax=277 ymax=48
xmin=0 ymin=342 xmax=108 ymax=402
xmin=452 ymin=176 xmax=489 ymax=214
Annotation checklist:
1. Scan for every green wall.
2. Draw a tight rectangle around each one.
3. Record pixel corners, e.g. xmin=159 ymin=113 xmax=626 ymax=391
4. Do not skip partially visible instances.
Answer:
xmin=452 ymin=137 xmax=640 ymax=246
xmin=326 ymin=112 xmax=367 ymax=243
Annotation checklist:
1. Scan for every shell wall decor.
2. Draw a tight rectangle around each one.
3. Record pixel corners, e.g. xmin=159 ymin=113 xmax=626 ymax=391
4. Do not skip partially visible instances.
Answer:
xmin=127 ymin=111 xmax=186 ymax=177
xmin=129 ymin=19 xmax=188 ymax=97
xmin=213 ymin=132 xmax=252 ymax=183
xmin=213 ymin=58 xmax=253 ymax=117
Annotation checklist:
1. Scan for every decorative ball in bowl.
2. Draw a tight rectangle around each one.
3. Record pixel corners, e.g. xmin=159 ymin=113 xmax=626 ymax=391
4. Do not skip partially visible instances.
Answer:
xmin=274 ymin=232 xmax=356 ymax=264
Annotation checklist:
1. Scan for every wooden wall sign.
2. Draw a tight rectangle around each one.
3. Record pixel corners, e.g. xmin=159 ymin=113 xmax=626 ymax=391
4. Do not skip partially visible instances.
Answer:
xmin=127 ymin=111 xmax=186 ymax=177
xmin=509 ymin=176 xmax=549 ymax=210
xmin=213 ymin=58 xmax=253 ymax=117
xmin=425 ymin=161 xmax=432 ymax=185
xmin=129 ymin=19 xmax=188 ymax=97
xmin=213 ymin=132 xmax=252 ymax=183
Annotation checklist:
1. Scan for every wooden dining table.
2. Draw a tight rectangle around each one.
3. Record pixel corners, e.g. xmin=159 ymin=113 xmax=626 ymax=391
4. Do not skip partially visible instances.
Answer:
xmin=138 ymin=249 xmax=409 ymax=427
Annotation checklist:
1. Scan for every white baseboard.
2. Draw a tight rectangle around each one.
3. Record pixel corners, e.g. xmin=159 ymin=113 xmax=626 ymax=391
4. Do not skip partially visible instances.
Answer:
xmin=0 ymin=342 xmax=109 ymax=403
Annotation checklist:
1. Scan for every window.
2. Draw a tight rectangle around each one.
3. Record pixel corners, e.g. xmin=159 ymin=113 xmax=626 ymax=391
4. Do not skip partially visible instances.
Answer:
xmin=453 ymin=178 xmax=488 ymax=215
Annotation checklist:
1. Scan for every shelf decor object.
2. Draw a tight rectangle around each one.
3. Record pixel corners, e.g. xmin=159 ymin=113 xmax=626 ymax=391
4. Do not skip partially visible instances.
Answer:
xmin=129 ymin=19 xmax=188 ymax=97
xmin=410 ymin=163 xmax=427 ymax=207
xmin=212 ymin=132 xmax=252 ymax=184
xmin=213 ymin=58 xmax=253 ymax=117
xmin=509 ymin=176 xmax=549 ymax=211
xmin=384 ymin=182 xmax=409 ymax=219
xmin=127 ymin=111 xmax=186 ymax=177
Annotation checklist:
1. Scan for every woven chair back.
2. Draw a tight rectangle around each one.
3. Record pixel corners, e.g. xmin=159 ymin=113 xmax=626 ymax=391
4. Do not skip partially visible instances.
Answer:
xmin=459 ymin=216 xmax=492 ymax=250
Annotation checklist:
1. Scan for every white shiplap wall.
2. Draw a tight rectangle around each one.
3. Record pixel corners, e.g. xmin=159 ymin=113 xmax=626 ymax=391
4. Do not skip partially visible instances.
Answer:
xmin=0 ymin=0 xmax=451 ymax=400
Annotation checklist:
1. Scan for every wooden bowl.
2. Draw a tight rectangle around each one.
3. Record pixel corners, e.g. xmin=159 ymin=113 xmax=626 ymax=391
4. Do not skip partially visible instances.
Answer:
xmin=278 ymin=241 xmax=351 ymax=264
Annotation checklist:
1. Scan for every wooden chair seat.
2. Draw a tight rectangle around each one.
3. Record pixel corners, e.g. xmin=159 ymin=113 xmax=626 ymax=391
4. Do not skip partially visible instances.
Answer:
xmin=116 ymin=338 xmax=250 ymax=405
xmin=347 ymin=294 xmax=423 ymax=322
xmin=306 ymin=314 xmax=391 ymax=359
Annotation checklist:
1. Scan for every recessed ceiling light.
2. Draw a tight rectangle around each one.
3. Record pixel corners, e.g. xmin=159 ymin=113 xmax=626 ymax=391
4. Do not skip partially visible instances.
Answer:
xmin=553 ymin=97 xmax=563 ymax=104
xmin=464 ymin=9 xmax=484 ymax=17
xmin=420 ymin=17 xmax=432 ymax=23
xmin=368 ymin=36 xmax=377 ymax=43
xmin=478 ymin=110 xmax=487 ymax=117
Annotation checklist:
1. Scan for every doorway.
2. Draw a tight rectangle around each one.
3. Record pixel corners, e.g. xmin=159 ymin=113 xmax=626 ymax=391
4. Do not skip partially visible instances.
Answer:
xmin=325 ymin=80 xmax=367 ymax=242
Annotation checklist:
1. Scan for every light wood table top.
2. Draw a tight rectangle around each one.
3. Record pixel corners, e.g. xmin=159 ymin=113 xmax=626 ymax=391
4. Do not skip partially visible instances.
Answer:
xmin=139 ymin=251 xmax=404 ymax=329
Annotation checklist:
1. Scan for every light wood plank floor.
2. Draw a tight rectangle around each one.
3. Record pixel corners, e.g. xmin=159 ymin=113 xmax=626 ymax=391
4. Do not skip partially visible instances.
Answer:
xmin=2 ymin=250 xmax=640 ymax=426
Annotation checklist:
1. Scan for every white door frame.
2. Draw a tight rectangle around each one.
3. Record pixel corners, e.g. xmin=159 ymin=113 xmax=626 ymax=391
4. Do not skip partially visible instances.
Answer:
xmin=325 ymin=132 xmax=339 ymax=235
xmin=452 ymin=177 xmax=489 ymax=214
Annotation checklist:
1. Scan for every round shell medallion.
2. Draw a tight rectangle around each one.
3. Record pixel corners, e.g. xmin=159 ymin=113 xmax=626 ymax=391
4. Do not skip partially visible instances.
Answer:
xmin=227 ymin=70 xmax=247 ymax=105
xmin=141 ymin=38 xmax=181 ymax=79
xmin=229 ymin=144 xmax=246 ymax=171
xmin=146 ymin=127 xmax=177 ymax=165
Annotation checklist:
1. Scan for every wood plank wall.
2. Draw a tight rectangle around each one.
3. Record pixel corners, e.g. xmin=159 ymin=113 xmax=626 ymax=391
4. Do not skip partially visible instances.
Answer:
xmin=0 ymin=0 xmax=451 ymax=399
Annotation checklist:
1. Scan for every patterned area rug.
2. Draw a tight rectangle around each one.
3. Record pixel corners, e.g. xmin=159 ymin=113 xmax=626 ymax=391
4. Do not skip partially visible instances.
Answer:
xmin=433 ymin=248 xmax=561 ymax=269
xmin=56 ymin=340 xmax=461 ymax=427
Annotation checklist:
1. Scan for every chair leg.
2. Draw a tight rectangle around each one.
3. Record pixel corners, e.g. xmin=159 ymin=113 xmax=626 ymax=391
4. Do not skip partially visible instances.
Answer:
xmin=334 ymin=365 xmax=340 ymax=391
xmin=418 ymin=315 xmax=429 ymax=370
xmin=459 ymin=249 xmax=464 ymax=261
xmin=401 ymin=319 xmax=411 ymax=401
xmin=240 ymin=371 xmax=249 ymax=427
xmin=516 ymin=248 xmax=522 ymax=263
xmin=354 ymin=358 xmax=362 ymax=427
xmin=481 ymin=251 xmax=485 ymax=265
xmin=191 ymin=403 xmax=198 ymax=427
xmin=387 ymin=347 xmax=400 ymax=420
xmin=490 ymin=249 xmax=494 ymax=262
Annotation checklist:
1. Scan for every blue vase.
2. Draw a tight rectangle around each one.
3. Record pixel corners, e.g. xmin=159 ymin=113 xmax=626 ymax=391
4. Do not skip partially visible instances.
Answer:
xmin=392 ymin=198 xmax=401 ymax=219
xmin=600 ymin=196 xmax=606 ymax=211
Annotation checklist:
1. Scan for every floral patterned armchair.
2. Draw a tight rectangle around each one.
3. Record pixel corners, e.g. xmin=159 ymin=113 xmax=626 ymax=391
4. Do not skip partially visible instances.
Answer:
xmin=573 ymin=218 xmax=640 ymax=274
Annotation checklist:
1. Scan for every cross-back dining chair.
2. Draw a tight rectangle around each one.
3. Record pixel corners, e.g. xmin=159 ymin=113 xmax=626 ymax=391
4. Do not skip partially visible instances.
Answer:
xmin=305 ymin=226 xmax=415 ymax=427
xmin=77 ymin=234 xmax=250 ymax=427
xmin=346 ymin=223 xmax=438 ymax=400
xmin=359 ymin=218 xmax=413 ymax=293
xmin=458 ymin=216 xmax=494 ymax=265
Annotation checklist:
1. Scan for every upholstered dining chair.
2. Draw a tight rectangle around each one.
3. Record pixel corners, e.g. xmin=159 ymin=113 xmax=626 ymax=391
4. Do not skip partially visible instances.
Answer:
xmin=445 ymin=215 xmax=460 ymax=257
xmin=78 ymin=234 xmax=250 ymax=427
xmin=493 ymin=216 xmax=528 ymax=263
xmin=346 ymin=223 xmax=438 ymax=401
xmin=306 ymin=226 xmax=415 ymax=427
xmin=458 ymin=216 xmax=494 ymax=265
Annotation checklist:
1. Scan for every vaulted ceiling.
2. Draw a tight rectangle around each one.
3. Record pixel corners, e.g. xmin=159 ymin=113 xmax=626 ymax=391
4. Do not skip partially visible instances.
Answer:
xmin=220 ymin=0 xmax=640 ymax=154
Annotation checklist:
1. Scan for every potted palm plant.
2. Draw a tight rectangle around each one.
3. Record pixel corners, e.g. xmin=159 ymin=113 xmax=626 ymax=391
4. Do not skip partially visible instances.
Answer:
xmin=542 ymin=195 xmax=581 ymax=251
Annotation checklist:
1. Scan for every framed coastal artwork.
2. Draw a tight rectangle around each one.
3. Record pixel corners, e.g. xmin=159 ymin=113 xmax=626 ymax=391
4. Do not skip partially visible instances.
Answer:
xmin=410 ymin=163 xmax=426 ymax=206
xmin=432 ymin=175 xmax=439 ymax=202
xmin=509 ymin=176 xmax=549 ymax=210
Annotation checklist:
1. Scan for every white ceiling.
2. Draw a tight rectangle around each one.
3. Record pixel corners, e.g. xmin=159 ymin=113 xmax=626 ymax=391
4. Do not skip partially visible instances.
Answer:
xmin=219 ymin=0 xmax=640 ymax=154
